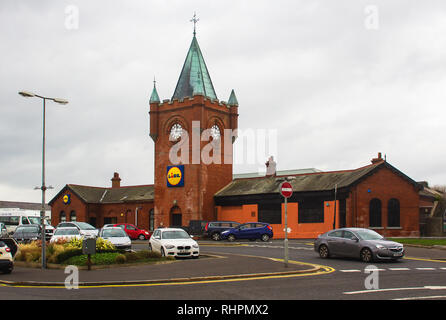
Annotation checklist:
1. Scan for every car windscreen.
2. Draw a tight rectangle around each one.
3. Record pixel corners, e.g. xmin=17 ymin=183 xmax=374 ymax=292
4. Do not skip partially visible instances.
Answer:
xmin=102 ymin=229 xmax=127 ymax=237
xmin=55 ymin=229 xmax=79 ymax=236
xmin=74 ymin=222 xmax=96 ymax=230
xmin=355 ymin=229 xmax=383 ymax=241
xmin=28 ymin=217 xmax=40 ymax=224
xmin=161 ymin=230 xmax=190 ymax=239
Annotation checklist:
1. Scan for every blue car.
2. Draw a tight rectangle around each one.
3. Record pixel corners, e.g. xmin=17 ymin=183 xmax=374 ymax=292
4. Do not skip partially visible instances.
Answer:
xmin=221 ymin=222 xmax=273 ymax=242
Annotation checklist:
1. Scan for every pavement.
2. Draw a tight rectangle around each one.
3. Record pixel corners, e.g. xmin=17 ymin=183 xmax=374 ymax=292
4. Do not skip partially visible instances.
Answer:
xmin=0 ymin=251 xmax=320 ymax=287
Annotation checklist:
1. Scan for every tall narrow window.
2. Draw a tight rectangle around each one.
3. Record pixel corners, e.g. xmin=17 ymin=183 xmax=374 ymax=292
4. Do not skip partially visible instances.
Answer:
xmin=60 ymin=211 xmax=66 ymax=223
xmin=70 ymin=210 xmax=77 ymax=222
xmin=387 ymin=198 xmax=400 ymax=227
xmin=149 ymin=209 xmax=155 ymax=231
xmin=369 ymin=198 xmax=382 ymax=227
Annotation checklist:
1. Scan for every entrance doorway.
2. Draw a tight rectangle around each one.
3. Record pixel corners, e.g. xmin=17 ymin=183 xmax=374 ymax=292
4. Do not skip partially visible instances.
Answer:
xmin=170 ymin=206 xmax=182 ymax=227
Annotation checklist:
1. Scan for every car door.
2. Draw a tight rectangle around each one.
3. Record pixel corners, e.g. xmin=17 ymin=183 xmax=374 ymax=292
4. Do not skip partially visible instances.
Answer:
xmin=151 ymin=230 xmax=161 ymax=252
xmin=237 ymin=224 xmax=254 ymax=239
xmin=326 ymin=230 xmax=344 ymax=255
xmin=340 ymin=230 xmax=361 ymax=258
xmin=125 ymin=224 xmax=138 ymax=239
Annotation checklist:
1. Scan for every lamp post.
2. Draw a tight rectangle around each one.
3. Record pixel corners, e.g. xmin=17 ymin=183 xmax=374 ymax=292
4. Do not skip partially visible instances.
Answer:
xmin=19 ymin=91 xmax=68 ymax=269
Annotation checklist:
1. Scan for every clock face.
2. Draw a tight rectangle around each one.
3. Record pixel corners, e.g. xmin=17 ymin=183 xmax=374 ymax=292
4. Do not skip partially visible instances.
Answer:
xmin=170 ymin=123 xmax=183 ymax=141
xmin=210 ymin=124 xmax=221 ymax=140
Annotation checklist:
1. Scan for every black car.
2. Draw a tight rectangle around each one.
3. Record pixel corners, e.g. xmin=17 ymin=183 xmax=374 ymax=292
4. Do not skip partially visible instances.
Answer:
xmin=12 ymin=224 xmax=42 ymax=243
xmin=204 ymin=221 xmax=241 ymax=241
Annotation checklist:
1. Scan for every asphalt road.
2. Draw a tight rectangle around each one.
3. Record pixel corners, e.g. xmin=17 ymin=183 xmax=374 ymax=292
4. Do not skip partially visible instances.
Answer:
xmin=2 ymin=239 xmax=446 ymax=301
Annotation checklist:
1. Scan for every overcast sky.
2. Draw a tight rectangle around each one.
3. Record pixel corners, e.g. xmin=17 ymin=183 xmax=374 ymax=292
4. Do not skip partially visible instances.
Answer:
xmin=1 ymin=0 xmax=446 ymax=203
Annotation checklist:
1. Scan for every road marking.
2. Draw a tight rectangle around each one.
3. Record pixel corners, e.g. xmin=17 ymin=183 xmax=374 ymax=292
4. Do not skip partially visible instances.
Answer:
xmin=440 ymin=268 xmax=446 ymax=270
xmin=388 ymin=268 xmax=410 ymax=271
xmin=344 ymin=286 xmax=446 ymax=295
xmin=394 ymin=295 xmax=446 ymax=300
xmin=339 ymin=270 xmax=361 ymax=273
xmin=415 ymin=268 xmax=436 ymax=271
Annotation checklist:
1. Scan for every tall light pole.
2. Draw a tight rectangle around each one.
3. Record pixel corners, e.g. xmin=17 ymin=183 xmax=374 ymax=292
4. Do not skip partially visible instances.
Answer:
xmin=19 ymin=91 xmax=68 ymax=269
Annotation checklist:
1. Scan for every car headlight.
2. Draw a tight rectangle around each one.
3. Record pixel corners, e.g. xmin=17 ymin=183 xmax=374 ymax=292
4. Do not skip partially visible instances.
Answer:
xmin=145 ymin=232 xmax=149 ymax=235
xmin=375 ymin=244 xmax=386 ymax=249
xmin=192 ymin=244 xmax=199 ymax=248
xmin=165 ymin=244 xmax=175 ymax=249
xmin=222 ymin=231 xmax=229 ymax=234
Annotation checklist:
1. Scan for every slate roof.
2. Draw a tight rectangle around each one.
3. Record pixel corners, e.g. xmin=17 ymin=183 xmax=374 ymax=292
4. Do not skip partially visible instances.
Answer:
xmin=215 ymin=161 xmax=422 ymax=198
xmin=49 ymin=184 xmax=154 ymax=205
xmin=0 ymin=201 xmax=51 ymax=211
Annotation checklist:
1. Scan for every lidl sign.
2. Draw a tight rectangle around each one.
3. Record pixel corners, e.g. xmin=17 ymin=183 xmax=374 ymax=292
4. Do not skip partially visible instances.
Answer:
xmin=63 ymin=194 xmax=71 ymax=204
xmin=166 ymin=165 xmax=184 ymax=187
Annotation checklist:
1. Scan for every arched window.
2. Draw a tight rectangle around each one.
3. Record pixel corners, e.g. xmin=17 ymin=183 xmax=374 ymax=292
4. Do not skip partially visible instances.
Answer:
xmin=70 ymin=210 xmax=77 ymax=222
xmin=369 ymin=198 xmax=382 ymax=227
xmin=149 ymin=209 xmax=155 ymax=232
xmin=60 ymin=211 xmax=66 ymax=223
xmin=388 ymin=198 xmax=400 ymax=227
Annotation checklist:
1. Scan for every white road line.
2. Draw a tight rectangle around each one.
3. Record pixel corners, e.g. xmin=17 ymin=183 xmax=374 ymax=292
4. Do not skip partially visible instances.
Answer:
xmin=440 ymin=268 xmax=446 ymax=270
xmin=388 ymin=268 xmax=410 ymax=271
xmin=394 ymin=295 xmax=446 ymax=300
xmin=339 ymin=270 xmax=361 ymax=273
xmin=345 ymin=286 xmax=446 ymax=295
xmin=415 ymin=268 xmax=436 ymax=271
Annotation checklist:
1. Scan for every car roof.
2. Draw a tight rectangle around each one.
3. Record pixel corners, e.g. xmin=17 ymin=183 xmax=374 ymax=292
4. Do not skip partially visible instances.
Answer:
xmin=157 ymin=228 xmax=188 ymax=232
xmin=55 ymin=227 xmax=79 ymax=230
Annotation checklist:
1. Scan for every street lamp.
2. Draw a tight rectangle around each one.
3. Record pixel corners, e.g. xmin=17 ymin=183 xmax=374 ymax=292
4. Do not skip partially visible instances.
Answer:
xmin=19 ymin=91 xmax=68 ymax=269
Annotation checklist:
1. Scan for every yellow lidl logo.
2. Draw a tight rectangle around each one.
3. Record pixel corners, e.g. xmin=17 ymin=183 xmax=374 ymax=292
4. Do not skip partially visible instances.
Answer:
xmin=167 ymin=165 xmax=184 ymax=187
xmin=63 ymin=194 xmax=71 ymax=204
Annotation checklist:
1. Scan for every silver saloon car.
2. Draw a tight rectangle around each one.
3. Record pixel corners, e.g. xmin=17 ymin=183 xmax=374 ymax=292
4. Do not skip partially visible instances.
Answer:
xmin=314 ymin=228 xmax=404 ymax=262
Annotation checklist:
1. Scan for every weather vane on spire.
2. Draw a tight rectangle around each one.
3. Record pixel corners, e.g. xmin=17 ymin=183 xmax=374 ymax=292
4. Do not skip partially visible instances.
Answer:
xmin=190 ymin=12 xmax=199 ymax=36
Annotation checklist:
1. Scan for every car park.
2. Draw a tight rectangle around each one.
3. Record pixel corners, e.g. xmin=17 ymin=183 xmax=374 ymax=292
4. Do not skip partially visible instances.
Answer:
xmin=50 ymin=227 xmax=83 ymax=243
xmin=12 ymin=224 xmax=43 ymax=243
xmin=0 ymin=223 xmax=8 ymax=237
xmin=0 ymin=209 xmax=52 ymax=235
xmin=55 ymin=222 xmax=98 ymax=238
xmin=314 ymin=227 xmax=405 ymax=263
xmin=98 ymin=227 xmax=132 ymax=250
xmin=204 ymin=221 xmax=240 ymax=241
xmin=0 ymin=238 xmax=18 ymax=274
xmin=221 ymin=222 xmax=273 ymax=242
xmin=149 ymin=228 xmax=199 ymax=258
xmin=114 ymin=223 xmax=151 ymax=240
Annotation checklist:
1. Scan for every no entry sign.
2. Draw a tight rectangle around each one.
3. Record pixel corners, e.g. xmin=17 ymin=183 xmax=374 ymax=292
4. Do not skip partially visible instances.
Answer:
xmin=280 ymin=182 xmax=293 ymax=198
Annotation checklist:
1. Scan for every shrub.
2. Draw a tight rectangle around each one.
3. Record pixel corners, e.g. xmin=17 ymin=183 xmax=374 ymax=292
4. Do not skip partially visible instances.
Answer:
xmin=115 ymin=254 xmax=127 ymax=264
xmin=96 ymin=238 xmax=116 ymax=251
xmin=63 ymin=252 xmax=120 ymax=266
xmin=15 ymin=242 xmax=41 ymax=262
xmin=56 ymin=248 xmax=83 ymax=264
xmin=124 ymin=251 xmax=139 ymax=262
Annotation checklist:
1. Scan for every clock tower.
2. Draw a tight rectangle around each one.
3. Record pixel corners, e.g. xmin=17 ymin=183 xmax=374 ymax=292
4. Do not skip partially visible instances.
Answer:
xmin=149 ymin=29 xmax=239 ymax=228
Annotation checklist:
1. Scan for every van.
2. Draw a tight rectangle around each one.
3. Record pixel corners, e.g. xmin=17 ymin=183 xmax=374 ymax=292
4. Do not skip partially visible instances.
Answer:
xmin=0 ymin=208 xmax=54 ymax=238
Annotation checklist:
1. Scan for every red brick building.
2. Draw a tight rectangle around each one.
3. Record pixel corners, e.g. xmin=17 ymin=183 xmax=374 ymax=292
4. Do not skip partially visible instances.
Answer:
xmin=49 ymin=32 xmax=435 ymax=238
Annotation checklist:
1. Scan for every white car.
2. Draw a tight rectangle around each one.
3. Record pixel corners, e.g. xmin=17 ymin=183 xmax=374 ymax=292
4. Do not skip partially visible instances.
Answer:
xmin=0 ymin=238 xmax=18 ymax=274
xmin=98 ymin=227 xmax=132 ymax=250
xmin=55 ymin=222 xmax=98 ymax=238
xmin=149 ymin=228 xmax=199 ymax=258
xmin=50 ymin=227 xmax=83 ymax=243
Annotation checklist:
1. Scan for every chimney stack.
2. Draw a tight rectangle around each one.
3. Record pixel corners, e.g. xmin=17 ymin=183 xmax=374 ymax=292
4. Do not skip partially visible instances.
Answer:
xmin=111 ymin=172 xmax=121 ymax=188
xmin=265 ymin=156 xmax=277 ymax=177
xmin=371 ymin=152 xmax=384 ymax=164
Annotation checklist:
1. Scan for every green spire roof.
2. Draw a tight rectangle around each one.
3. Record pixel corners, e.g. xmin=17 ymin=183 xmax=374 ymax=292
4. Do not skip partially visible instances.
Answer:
xmin=227 ymin=89 xmax=238 ymax=106
xmin=150 ymin=81 xmax=160 ymax=103
xmin=171 ymin=36 xmax=217 ymax=100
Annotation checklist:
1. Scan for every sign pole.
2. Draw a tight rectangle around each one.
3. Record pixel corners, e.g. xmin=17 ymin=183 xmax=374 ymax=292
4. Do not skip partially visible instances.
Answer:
xmin=284 ymin=196 xmax=288 ymax=267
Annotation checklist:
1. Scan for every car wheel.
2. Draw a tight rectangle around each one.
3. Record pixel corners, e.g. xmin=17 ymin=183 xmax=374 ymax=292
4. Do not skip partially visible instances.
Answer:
xmin=360 ymin=248 xmax=374 ymax=263
xmin=319 ymin=244 xmax=330 ymax=259
xmin=138 ymin=234 xmax=146 ymax=240
xmin=211 ymin=232 xmax=221 ymax=241
xmin=227 ymin=234 xmax=236 ymax=242
xmin=260 ymin=234 xmax=270 ymax=242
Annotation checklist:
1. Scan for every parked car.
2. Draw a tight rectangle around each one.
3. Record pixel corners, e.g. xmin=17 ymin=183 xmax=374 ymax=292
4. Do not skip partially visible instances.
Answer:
xmin=98 ymin=227 xmax=132 ymax=250
xmin=0 ymin=238 xmax=18 ymax=274
xmin=204 ymin=221 xmax=241 ymax=241
xmin=50 ymin=227 xmax=83 ymax=243
xmin=55 ymin=222 xmax=98 ymax=238
xmin=12 ymin=224 xmax=42 ymax=243
xmin=0 ymin=222 xmax=8 ymax=237
xmin=114 ymin=223 xmax=151 ymax=240
xmin=314 ymin=227 xmax=405 ymax=262
xmin=149 ymin=228 xmax=199 ymax=258
xmin=220 ymin=222 xmax=273 ymax=242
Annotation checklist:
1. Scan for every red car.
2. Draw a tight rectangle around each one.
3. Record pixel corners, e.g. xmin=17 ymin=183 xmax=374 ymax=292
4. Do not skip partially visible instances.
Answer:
xmin=113 ymin=223 xmax=151 ymax=240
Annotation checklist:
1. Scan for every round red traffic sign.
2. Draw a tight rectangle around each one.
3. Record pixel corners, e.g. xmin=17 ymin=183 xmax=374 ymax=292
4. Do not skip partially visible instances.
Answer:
xmin=280 ymin=182 xmax=293 ymax=198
